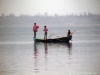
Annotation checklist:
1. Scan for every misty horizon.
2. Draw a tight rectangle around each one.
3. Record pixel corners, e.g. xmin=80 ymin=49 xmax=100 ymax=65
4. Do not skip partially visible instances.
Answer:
xmin=0 ymin=12 xmax=100 ymax=26
xmin=0 ymin=12 xmax=100 ymax=17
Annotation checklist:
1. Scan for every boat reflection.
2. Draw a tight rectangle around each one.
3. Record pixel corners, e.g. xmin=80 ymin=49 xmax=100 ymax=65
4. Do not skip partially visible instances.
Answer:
xmin=47 ymin=42 xmax=72 ymax=54
xmin=34 ymin=42 xmax=72 ymax=55
xmin=33 ymin=42 xmax=72 ymax=72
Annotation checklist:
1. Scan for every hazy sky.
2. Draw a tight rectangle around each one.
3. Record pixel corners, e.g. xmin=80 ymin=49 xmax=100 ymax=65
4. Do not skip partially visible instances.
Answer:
xmin=0 ymin=0 xmax=100 ymax=16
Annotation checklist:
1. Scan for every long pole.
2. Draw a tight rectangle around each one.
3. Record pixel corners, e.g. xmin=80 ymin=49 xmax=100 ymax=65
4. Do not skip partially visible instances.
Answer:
xmin=72 ymin=30 xmax=76 ymax=34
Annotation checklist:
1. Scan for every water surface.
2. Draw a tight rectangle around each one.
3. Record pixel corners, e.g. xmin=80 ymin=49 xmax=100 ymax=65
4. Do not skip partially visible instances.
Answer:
xmin=0 ymin=23 xmax=100 ymax=75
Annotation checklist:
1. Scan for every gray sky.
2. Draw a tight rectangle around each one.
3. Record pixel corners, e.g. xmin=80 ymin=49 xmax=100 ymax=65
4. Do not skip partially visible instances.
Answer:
xmin=0 ymin=0 xmax=100 ymax=16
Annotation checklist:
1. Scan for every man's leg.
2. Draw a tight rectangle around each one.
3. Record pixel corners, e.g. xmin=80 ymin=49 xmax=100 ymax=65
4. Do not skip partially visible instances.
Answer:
xmin=44 ymin=32 xmax=47 ymax=39
xmin=45 ymin=32 xmax=47 ymax=39
xmin=46 ymin=32 xmax=47 ymax=39
xmin=34 ymin=32 xmax=36 ymax=38
xmin=44 ymin=33 xmax=45 ymax=39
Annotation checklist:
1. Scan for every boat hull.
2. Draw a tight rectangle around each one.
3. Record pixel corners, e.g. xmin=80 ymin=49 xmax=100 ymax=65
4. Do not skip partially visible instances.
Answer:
xmin=34 ymin=37 xmax=71 ymax=43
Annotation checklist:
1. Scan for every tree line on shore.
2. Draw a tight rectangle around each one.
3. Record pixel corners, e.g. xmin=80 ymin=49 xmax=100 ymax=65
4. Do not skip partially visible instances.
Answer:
xmin=0 ymin=12 xmax=100 ymax=25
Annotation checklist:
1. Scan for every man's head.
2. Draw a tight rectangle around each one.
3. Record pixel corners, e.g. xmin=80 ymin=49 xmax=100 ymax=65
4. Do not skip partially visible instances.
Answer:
xmin=34 ymin=23 xmax=36 ymax=25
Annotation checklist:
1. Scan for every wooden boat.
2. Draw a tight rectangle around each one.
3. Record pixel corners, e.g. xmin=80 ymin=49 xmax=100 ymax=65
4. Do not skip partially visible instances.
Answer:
xmin=34 ymin=36 xmax=72 ymax=43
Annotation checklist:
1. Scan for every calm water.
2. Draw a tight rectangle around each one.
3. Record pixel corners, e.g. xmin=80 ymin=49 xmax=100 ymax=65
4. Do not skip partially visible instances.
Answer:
xmin=0 ymin=23 xmax=100 ymax=75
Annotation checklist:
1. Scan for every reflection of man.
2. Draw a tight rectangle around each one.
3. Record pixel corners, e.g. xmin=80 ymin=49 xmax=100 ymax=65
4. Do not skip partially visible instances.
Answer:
xmin=67 ymin=42 xmax=72 ymax=49
xmin=33 ymin=23 xmax=39 ymax=38
xmin=33 ymin=42 xmax=39 ymax=73
xmin=66 ymin=42 xmax=72 ymax=55
xmin=44 ymin=43 xmax=48 ymax=58
xmin=34 ymin=42 xmax=37 ymax=59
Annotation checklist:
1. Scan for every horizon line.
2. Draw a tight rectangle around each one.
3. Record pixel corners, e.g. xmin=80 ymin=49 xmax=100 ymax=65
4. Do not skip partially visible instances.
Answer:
xmin=0 ymin=12 xmax=100 ymax=17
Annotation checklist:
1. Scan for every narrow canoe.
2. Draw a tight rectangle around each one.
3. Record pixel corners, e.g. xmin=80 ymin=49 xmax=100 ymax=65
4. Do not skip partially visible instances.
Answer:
xmin=34 ymin=36 xmax=72 ymax=43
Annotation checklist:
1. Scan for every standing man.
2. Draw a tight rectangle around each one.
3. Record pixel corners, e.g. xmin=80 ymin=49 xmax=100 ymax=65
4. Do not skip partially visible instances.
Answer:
xmin=33 ymin=23 xmax=39 ymax=38
xmin=43 ymin=26 xmax=48 ymax=39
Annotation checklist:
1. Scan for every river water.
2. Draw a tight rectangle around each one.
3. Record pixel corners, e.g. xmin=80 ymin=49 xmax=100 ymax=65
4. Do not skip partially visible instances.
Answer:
xmin=0 ymin=23 xmax=100 ymax=75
